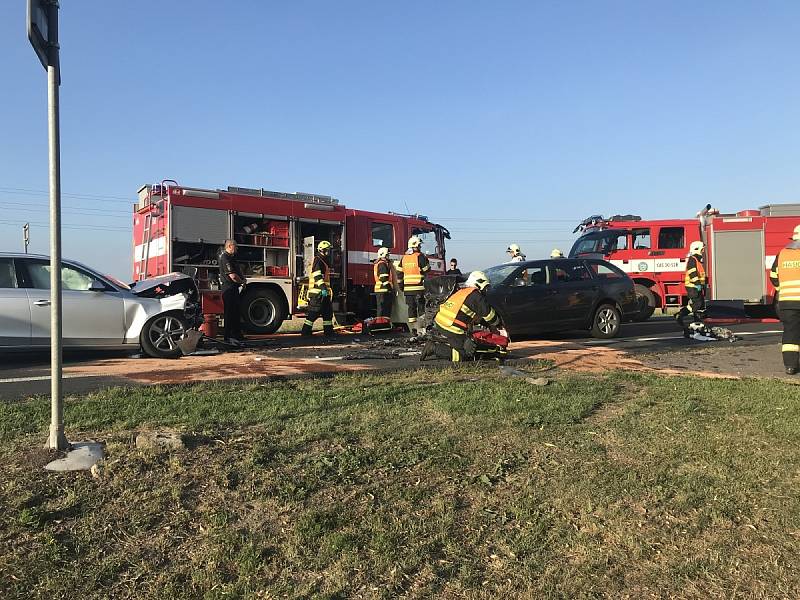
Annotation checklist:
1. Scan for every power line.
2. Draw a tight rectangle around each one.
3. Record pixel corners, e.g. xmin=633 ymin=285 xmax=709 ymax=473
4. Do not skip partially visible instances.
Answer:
xmin=0 ymin=201 xmax=131 ymax=218
xmin=0 ymin=186 xmax=133 ymax=203
xmin=0 ymin=219 xmax=129 ymax=232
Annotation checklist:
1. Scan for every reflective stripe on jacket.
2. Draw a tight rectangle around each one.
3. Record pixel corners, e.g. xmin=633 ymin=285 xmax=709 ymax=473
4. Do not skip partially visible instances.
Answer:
xmin=434 ymin=288 xmax=498 ymax=335
xmin=373 ymin=258 xmax=394 ymax=293
xmin=308 ymin=254 xmax=330 ymax=296
xmin=684 ymin=255 xmax=706 ymax=288
xmin=775 ymin=247 xmax=800 ymax=303
xmin=398 ymin=251 xmax=430 ymax=293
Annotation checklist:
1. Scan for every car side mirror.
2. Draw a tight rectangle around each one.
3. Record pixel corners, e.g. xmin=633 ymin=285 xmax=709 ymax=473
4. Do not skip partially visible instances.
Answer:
xmin=513 ymin=278 xmax=526 ymax=287
xmin=89 ymin=280 xmax=106 ymax=292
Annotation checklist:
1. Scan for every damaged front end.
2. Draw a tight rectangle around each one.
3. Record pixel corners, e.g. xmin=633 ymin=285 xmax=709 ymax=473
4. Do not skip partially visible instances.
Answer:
xmin=130 ymin=273 xmax=204 ymax=330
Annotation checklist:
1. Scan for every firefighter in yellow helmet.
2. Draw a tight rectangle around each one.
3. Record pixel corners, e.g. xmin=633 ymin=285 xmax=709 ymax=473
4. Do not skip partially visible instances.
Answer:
xmin=675 ymin=240 xmax=706 ymax=332
xmin=550 ymin=248 xmax=565 ymax=259
xmin=769 ymin=224 xmax=800 ymax=374
xmin=421 ymin=271 xmax=501 ymax=362
xmin=301 ymin=240 xmax=335 ymax=337
xmin=373 ymin=246 xmax=395 ymax=319
xmin=397 ymin=235 xmax=431 ymax=335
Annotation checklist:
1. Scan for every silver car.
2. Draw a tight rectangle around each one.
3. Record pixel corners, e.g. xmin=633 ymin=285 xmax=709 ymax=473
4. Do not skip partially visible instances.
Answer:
xmin=0 ymin=253 xmax=201 ymax=358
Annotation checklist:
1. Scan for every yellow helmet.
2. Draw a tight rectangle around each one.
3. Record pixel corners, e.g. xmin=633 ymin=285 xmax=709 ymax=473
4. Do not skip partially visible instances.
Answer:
xmin=377 ymin=247 xmax=390 ymax=259
xmin=465 ymin=270 xmax=490 ymax=291
xmin=793 ymin=224 xmax=800 ymax=241
xmin=408 ymin=236 xmax=422 ymax=249
xmin=317 ymin=240 xmax=332 ymax=252
xmin=550 ymin=248 xmax=564 ymax=258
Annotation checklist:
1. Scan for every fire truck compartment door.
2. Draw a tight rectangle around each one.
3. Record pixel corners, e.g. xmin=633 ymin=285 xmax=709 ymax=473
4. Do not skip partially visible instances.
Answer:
xmin=711 ymin=229 xmax=765 ymax=302
xmin=171 ymin=206 xmax=229 ymax=244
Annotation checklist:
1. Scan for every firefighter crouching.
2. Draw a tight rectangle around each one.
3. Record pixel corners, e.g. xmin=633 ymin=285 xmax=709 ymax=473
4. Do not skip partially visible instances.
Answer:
xmin=769 ymin=225 xmax=800 ymax=374
xmin=398 ymin=236 xmax=431 ymax=336
xmin=676 ymin=241 xmax=707 ymax=331
xmin=301 ymin=240 xmax=335 ymax=337
xmin=422 ymin=271 xmax=501 ymax=362
xmin=373 ymin=246 xmax=394 ymax=318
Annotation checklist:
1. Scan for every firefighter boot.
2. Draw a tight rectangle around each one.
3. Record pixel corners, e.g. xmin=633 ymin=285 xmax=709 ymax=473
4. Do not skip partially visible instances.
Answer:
xmin=301 ymin=322 xmax=314 ymax=337
xmin=323 ymin=324 xmax=335 ymax=337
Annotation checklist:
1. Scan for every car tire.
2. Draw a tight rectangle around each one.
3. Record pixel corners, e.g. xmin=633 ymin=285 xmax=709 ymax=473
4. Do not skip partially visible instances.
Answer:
xmin=591 ymin=303 xmax=621 ymax=339
xmin=241 ymin=288 xmax=286 ymax=334
xmin=632 ymin=284 xmax=656 ymax=322
xmin=140 ymin=311 xmax=188 ymax=359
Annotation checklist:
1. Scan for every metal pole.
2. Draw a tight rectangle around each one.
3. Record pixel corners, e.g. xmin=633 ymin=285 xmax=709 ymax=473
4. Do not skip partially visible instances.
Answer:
xmin=24 ymin=223 xmax=30 ymax=253
xmin=47 ymin=56 xmax=67 ymax=451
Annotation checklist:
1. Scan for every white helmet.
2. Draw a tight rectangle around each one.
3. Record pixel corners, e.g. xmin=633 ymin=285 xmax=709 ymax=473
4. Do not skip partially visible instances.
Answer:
xmin=550 ymin=248 xmax=564 ymax=258
xmin=465 ymin=270 xmax=490 ymax=291
xmin=689 ymin=241 xmax=704 ymax=255
xmin=408 ymin=236 xmax=422 ymax=250
xmin=507 ymin=243 xmax=521 ymax=255
xmin=793 ymin=224 xmax=800 ymax=241
xmin=377 ymin=247 xmax=390 ymax=259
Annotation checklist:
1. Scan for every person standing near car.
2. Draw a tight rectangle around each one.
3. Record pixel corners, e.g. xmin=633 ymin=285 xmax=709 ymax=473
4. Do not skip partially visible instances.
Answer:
xmin=301 ymin=240 xmax=335 ymax=337
xmin=373 ymin=246 xmax=395 ymax=319
xmin=675 ymin=241 xmax=706 ymax=332
xmin=769 ymin=225 xmax=800 ymax=374
xmin=218 ymin=239 xmax=246 ymax=345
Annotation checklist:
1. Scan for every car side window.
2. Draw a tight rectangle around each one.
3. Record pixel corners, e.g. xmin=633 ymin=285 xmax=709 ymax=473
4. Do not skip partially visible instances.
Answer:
xmin=513 ymin=266 xmax=549 ymax=286
xmin=554 ymin=263 xmax=592 ymax=283
xmin=0 ymin=258 xmax=17 ymax=288
xmin=589 ymin=262 xmax=624 ymax=279
xmin=26 ymin=261 xmax=96 ymax=291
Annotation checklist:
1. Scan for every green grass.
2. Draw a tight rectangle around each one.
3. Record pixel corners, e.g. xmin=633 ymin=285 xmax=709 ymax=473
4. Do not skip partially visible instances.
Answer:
xmin=2 ymin=367 xmax=800 ymax=598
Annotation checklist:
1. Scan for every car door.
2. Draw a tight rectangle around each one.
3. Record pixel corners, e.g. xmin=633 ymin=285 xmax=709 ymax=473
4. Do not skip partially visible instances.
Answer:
xmin=20 ymin=258 xmax=125 ymax=347
xmin=496 ymin=263 xmax=558 ymax=334
xmin=550 ymin=260 xmax=600 ymax=327
xmin=0 ymin=257 xmax=32 ymax=348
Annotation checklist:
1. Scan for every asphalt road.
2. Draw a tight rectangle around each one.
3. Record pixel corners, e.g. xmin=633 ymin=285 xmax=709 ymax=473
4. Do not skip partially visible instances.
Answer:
xmin=0 ymin=318 xmax=785 ymax=401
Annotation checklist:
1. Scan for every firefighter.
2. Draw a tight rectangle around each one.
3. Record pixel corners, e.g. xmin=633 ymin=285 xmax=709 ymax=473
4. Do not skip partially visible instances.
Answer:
xmin=218 ymin=239 xmax=246 ymax=345
xmin=301 ymin=240 xmax=335 ymax=337
xmin=675 ymin=240 xmax=707 ymax=332
xmin=506 ymin=244 xmax=526 ymax=262
xmin=422 ymin=271 xmax=501 ymax=362
xmin=769 ymin=224 xmax=800 ymax=374
xmin=550 ymin=248 xmax=565 ymax=259
xmin=398 ymin=235 xmax=431 ymax=335
xmin=373 ymin=246 xmax=395 ymax=319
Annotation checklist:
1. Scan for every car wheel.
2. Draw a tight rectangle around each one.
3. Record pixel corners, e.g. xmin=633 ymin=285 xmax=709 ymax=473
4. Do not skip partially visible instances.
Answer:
xmin=632 ymin=284 xmax=656 ymax=322
xmin=141 ymin=311 xmax=187 ymax=359
xmin=241 ymin=288 xmax=287 ymax=334
xmin=591 ymin=303 xmax=621 ymax=339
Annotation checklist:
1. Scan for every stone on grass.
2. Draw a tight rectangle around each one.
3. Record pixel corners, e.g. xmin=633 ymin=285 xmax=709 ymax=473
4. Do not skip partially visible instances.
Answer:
xmin=135 ymin=431 xmax=185 ymax=451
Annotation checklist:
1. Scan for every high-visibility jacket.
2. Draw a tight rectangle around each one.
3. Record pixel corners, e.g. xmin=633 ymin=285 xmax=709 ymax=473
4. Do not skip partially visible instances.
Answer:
xmin=684 ymin=255 xmax=706 ymax=288
xmin=308 ymin=254 xmax=330 ymax=297
xmin=771 ymin=244 xmax=800 ymax=304
xmin=398 ymin=251 xmax=430 ymax=293
xmin=373 ymin=258 xmax=394 ymax=293
xmin=434 ymin=287 xmax=499 ymax=335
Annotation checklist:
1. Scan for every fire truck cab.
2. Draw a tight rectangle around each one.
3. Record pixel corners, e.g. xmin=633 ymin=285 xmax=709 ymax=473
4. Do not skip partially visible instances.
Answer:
xmin=569 ymin=205 xmax=800 ymax=321
xmin=132 ymin=181 xmax=449 ymax=334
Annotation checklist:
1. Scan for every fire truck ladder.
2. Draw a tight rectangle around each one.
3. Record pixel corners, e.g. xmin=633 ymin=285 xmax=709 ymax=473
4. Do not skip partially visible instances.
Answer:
xmin=138 ymin=180 xmax=176 ymax=281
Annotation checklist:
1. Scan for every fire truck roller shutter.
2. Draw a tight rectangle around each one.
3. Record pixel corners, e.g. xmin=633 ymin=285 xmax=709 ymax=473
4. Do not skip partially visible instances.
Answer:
xmin=711 ymin=229 xmax=766 ymax=302
xmin=240 ymin=285 xmax=288 ymax=334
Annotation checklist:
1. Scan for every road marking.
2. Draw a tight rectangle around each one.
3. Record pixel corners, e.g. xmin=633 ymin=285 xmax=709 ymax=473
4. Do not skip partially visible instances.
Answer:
xmin=583 ymin=329 xmax=783 ymax=346
xmin=0 ymin=374 xmax=103 ymax=384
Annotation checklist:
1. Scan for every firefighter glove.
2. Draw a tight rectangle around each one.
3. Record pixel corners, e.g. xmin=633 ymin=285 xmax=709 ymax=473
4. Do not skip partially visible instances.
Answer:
xmin=320 ymin=288 xmax=329 ymax=298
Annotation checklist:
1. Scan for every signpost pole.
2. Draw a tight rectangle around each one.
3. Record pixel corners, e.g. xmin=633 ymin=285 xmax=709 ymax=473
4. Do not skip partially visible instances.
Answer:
xmin=23 ymin=223 xmax=30 ymax=253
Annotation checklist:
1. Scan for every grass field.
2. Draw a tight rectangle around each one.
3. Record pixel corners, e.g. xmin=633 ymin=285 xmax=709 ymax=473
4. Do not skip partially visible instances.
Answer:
xmin=2 ymin=366 xmax=800 ymax=598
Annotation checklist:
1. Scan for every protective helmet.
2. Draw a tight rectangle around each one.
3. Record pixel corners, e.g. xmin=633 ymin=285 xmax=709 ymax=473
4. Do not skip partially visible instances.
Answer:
xmin=507 ymin=243 xmax=521 ymax=255
xmin=377 ymin=247 xmax=390 ymax=259
xmin=689 ymin=241 xmax=704 ymax=255
xmin=317 ymin=240 xmax=332 ymax=252
xmin=408 ymin=236 xmax=422 ymax=249
xmin=550 ymin=248 xmax=564 ymax=258
xmin=465 ymin=270 xmax=490 ymax=291
xmin=793 ymin=224 xmax=800 ymax=241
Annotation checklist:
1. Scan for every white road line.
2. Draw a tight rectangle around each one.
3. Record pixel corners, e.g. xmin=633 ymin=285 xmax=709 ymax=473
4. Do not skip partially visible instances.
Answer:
xmin=583 ymin=329 xmax=782 ymax=346
xmin=0 ymin=374 xmax=104 ymax=384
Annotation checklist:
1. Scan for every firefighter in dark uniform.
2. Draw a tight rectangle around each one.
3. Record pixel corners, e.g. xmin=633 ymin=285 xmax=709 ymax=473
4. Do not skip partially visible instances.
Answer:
xmin=398 ymin=236 xmax=431 ymax=335
xmin=301 ymin=240 xmax=335 ymax=337
xmin=675 ymin=240 xmax=707 ymax=332
xmin=769 ymin=224 xmax=800 ymax=374
xmin=422 ymin=271 xmax=500 ymax=362
xmin=218 ymin=239 xmax=246 ymax=345
xmin=373 ymin=246 xmax=394 ymax=318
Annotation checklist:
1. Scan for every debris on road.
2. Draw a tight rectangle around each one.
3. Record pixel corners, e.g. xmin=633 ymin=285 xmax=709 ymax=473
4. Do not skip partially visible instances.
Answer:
xmin=499 ymin=365 xmax=549 ymax=386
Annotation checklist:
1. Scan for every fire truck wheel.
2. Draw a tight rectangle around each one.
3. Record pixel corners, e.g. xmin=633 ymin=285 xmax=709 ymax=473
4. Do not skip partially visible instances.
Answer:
xmin=140 ymin=311 xmax=188 ymax=359
xmin=591 ymin=303 xmax=621 ymax=339
xmin=632 ymin=284 xmax=657 ymax=321
xmin=241 ymin=288 xmax=286 ymax=334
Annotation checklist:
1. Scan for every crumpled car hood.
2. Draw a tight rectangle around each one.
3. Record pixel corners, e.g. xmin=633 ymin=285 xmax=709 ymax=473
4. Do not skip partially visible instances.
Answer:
xmin=130 ymin=273 xmax=198 ymax=299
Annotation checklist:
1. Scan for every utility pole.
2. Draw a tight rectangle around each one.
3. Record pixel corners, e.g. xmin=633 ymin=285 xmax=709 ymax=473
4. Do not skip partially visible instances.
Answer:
xmin=23 ymin=223 xmax=30 ymax=253
xmin=29 ymin=0 xmax=68 ymax=451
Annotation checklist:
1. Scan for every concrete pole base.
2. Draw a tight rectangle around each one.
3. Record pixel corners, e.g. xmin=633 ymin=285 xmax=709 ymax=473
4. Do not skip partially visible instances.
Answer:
xmin=47 ymin=425 xmax=70 ymax=451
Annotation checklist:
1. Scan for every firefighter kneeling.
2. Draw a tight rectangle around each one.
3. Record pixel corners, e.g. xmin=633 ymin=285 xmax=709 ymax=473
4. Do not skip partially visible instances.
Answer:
xmin=421 ymin=271 xmax=503 ymax=362
xmin=770 ymin=224 xmax=800 ymax=374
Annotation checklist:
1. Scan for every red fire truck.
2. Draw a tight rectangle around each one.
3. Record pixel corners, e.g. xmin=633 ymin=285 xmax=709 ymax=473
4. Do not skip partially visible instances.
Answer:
xmin=568 ymin=204 xmax=800 ymax=320
xmin=132 ymin=180 xmax=450 ymax=333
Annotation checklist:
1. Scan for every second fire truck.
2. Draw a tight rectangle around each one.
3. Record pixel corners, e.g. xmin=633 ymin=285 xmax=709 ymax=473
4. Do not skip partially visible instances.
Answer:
xmin=569 ymin=204 xmax=800 ymax=320
xmin=132 ymin=180 xmax=450 ymax=333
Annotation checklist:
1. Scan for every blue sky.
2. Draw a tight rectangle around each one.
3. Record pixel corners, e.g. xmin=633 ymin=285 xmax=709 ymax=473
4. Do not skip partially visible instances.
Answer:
xmin=2 ymin=1 xmax=800 ymax=278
